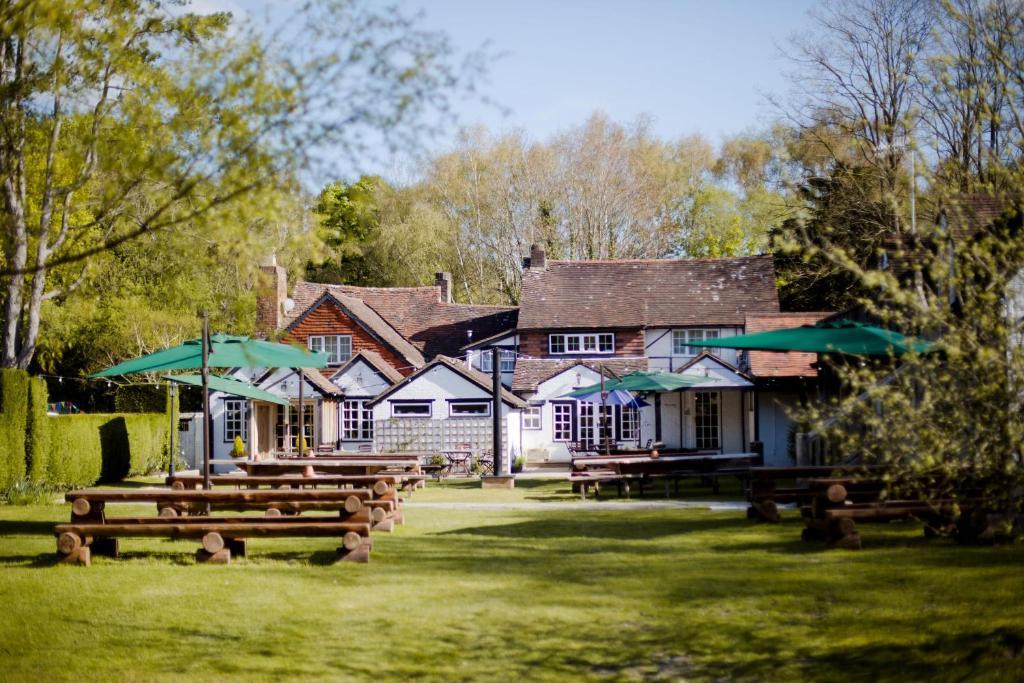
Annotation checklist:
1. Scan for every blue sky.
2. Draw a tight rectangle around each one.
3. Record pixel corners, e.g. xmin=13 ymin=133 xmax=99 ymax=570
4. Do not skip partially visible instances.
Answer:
xmin=405 ymin=0 xmax=816 ymax=144
xmin=195 ymin=0 xmax=818 ymax=180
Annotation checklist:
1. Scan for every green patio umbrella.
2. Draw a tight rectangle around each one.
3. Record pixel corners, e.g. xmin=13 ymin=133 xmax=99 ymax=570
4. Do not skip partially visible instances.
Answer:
xmin=92 ymin=324 xmax=328 ymax=488
xmin=563 ymin=371 xmax=718 ymax=398
xmin=677 ymin=320 xmax=934 ymax=356
xmin=163 ymin=374 xmax=290 ymax=406
xmin=92 ymin=334 xmax=326 ymax=377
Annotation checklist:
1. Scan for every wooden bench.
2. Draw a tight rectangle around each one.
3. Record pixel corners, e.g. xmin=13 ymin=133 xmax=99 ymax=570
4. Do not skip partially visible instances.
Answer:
xmin=54 ymin=517 xmax=373 ymax=565
xmin=745 ymin=466 xmax=891 ymax=522
xmin=165 ymin=473 xmax=426 ymax=495
xmin=65 ymin=488 xmax=376 ymax=519
xmin=569 ymin=471 xmax=643 ymax=500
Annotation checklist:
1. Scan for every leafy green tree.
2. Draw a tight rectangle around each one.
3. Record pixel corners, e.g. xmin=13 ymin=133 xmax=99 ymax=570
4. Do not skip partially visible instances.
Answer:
xmin=1 ymin=0 xmax=483 ymax=370
xmin=306 ymin=176 xmax=389 ymax=286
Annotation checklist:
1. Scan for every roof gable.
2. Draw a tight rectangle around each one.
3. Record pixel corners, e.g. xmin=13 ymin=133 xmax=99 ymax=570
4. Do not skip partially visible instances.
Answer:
xmin=287 ymin=281 xmax=518 ymax=359
xmin=367 ymin=356 xmax=526 ymax=408
xmin=676 ymin=352 xmax=754 ymax=388
xmin=517 ymin=255 xmax=780 ymax=331
xmin=329 ymin=353 xmax=401 ymax=397
xmin=287 ymin=291 xmax=425 ymax=368
xmin=253 ymin=367 xmax=342 ymax=398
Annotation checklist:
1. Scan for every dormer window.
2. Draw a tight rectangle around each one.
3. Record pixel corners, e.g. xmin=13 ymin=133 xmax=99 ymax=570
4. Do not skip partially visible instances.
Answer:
xmin=549 ymin=333 xmax=614 ymax=355
xmin=308 ymin=335 xmax=352 ymax=365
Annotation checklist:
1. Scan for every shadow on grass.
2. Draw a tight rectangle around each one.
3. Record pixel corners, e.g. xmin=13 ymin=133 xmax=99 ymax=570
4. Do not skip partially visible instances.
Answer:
xmin=437 ymin=513 xmax=752 ymax=542
xmin=719 ymin=626 xmax=1024 ymax=681
xmin=0 ymin=519 xmax=60 ymax=536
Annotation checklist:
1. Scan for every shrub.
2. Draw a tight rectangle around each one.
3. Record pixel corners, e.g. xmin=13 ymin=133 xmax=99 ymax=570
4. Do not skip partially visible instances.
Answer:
xmin=0 ymin=369 xmax=29 ymax=491
xmin=26 ymin=376 xmax=50 ymax=484
xmin=512 ymin=454 xmax=525 ymax=473
xmin=47 ymin=414 xmax=106 ymax=488
xmin=232 ymin=435 xmax=245 ymax=457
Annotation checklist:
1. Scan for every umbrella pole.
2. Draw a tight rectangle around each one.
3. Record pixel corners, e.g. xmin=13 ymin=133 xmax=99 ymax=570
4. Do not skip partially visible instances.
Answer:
xmin=168 ymin=383 xmax=177 ymax=477
xmin=600 ymin=364 xmax=609 ymax=456
xmin=297 ymin=368 xmax=304 ymax=457
xmin=202 ymin=313 xmax=211 ymax=491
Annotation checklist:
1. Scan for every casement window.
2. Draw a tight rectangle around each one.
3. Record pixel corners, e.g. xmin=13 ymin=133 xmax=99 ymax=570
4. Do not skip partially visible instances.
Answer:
xmin=223 ymin=399 xmax=247 ymax=442
xmin=275 ymin=403 xmax=314 ymax=451
xmin=672 ymin=328 xmax=721 ymax=356
xmin=341 ymin=399 xmax=373 ymax=441
xmin=619 ymin=405 xmax=640 ymax=441
xmin=308 ymin=335 xmax=352 ymax=365
xmin=548 ymin=332 xmax=615 ymax=355
xmin=522 ymin=406 xmax=542 ymax=430
xmin=480 ymin=349 xmax=516 ymax=373
xmin=552 ymin=402 xmax=574 ymax=441
xmin=391 ymin=401 xmax=431 ymax=417
xmin=694 ymin=391 xmax=720 ymax=450
xmin=448 ymin=400 xmax=492 ymax=417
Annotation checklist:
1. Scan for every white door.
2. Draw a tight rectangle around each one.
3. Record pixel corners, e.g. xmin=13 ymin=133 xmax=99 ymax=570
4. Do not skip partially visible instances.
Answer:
xmin=693 ymin=391 xmax=721 ymax=452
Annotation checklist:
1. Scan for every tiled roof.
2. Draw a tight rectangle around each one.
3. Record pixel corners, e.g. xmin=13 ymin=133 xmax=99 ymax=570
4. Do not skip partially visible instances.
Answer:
xmin=287 ymin=291 xmax=425 ymax=369
xmin=744 ymin=312 xmax=832 ymax=378
xmin=367 ymin=356 xmax=526 ymax=408
xmin=511 ymin=357 xmax=649 ymax=393
xmin=517 ymin=255 xmax=780 ymax=330
xmin=288 ymin=281 xmax=517 ymax=359
xmin=299 ymin=368 xmax=343 ymax=397
xmin=329 ymin=350 xmax=404 ymax=386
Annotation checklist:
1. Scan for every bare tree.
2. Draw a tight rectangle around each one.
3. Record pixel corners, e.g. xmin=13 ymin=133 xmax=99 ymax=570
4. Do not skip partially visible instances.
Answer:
xmin=779 ymin=0 xmax=933 ymax=195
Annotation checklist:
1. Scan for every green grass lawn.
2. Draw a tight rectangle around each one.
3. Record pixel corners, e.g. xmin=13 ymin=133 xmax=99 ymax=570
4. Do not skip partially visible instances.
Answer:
xmin=1 ymin=478 xmax=1022 ymax=681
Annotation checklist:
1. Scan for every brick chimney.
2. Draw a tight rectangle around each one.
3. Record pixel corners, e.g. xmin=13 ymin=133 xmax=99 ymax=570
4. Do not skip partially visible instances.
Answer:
xmin=435 ymin=272 xmax=452 ymax=304
xmin=256 ymin=255 xmax=287 ymax=338
xmin=528 ymin=243 xmax=546 ymax=271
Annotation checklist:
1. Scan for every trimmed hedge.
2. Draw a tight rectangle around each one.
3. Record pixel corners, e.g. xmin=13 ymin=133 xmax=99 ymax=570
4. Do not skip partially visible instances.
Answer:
xmin=0 ymin=369 xmax=29 ymax=491
xmin=26 ymin=375 xmax=50 ymax=484
xmin=0 ymin=369 xmax=169 ymax=492
xmin=48 ymin=413 xmax=169 ymax=487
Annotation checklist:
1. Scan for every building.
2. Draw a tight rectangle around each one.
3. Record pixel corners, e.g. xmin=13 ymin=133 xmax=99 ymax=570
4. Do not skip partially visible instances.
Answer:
xmin=215 ymin=247 xmax=828 ymax=468
xmin=510 ymin=245 xmax=825 ymax=465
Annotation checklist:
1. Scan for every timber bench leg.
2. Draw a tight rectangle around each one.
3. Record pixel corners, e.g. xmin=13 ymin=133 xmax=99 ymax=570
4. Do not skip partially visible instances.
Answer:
xmin=56 ymin=532 xmax=91 ymax=566
xmin=196 ymin=532 xmax=231 ymax=564
xmin=336 ymin=532 xmax=371 ymax=563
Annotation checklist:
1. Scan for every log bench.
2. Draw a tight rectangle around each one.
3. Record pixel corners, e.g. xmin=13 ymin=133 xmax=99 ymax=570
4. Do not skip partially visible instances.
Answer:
xmin=54 ymin=518 xmax=373 ymax=565
xmin=65 ymin=488 xmax=376 ymax=520
xmin=569 ymin=471 xmax=643 ymax=500
xmin=745 ymin=466 xmax=891 ymax=522
xmin=165 ymin=473 xmax=425 ymax=496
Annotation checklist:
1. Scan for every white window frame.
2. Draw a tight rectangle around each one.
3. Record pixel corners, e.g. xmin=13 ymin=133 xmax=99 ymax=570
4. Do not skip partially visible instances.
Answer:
xmin=480 ymin=349 xmax=516 ymax=373
xmin=341 ymin=399 xmax=373 ymax=441
xmin=391 ymin=401 xmax=432 ymax=418
xmin=552 ymin=402 xmax=574 ymax=442
xmin=522 ymin=406 xmax=542 ymax=430
xmin=672 ymin=328 xmax=721 ymax=356
xmin=448 ymin=400 xmax=492 ymax=418
xmin=223 ymin=399 xmax=247 ymax=442
xmin=619 ymin=405 xmax=640 ymax=441
xmin=308 ymin=335 xmax=353 ymax=365
xmin=275 ymin=403 xmax=314 ymax=451
xmin=548 ymin=332 xmax=615 ymax=355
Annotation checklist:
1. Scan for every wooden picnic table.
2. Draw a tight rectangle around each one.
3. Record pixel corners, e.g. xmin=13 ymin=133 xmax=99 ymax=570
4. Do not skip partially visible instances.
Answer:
xmin=241 ymin=458 xmax=422 ymax=477
xmin=165 ymin=473 xmax=425 ymax=494
xmin=57 ymin=487 xmax=382 ymax=565
xmin=570 ymin=452 xmax=758 ymax=498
